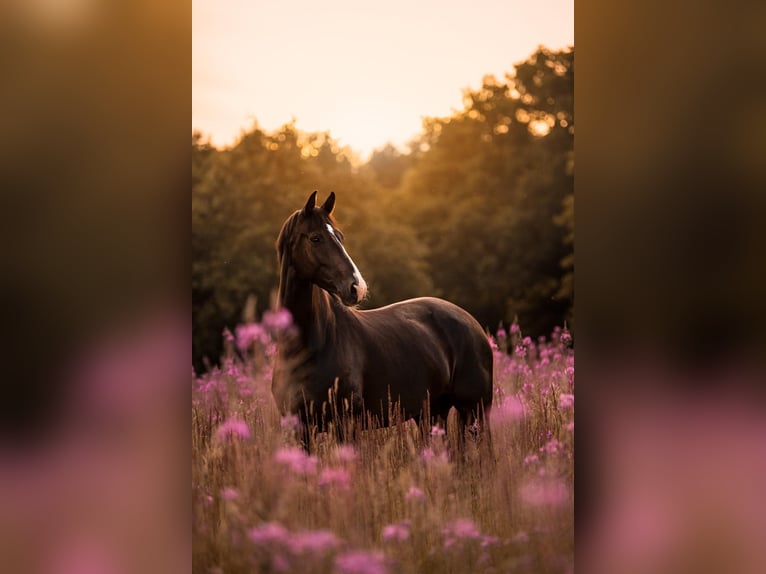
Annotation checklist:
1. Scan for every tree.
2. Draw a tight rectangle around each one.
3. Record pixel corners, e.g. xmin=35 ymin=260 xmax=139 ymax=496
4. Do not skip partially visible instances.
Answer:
xmin=192 ymin=46 xmax=574 ymax=370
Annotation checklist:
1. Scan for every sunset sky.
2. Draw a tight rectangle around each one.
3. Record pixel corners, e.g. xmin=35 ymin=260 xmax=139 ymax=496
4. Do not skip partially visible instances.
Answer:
xmin=193 ymin=0 xmax=573 ymax=159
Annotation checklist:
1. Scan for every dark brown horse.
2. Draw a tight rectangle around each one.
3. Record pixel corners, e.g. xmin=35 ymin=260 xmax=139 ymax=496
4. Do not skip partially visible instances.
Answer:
xmin=272 ymin=191 xmax=493 ymax=450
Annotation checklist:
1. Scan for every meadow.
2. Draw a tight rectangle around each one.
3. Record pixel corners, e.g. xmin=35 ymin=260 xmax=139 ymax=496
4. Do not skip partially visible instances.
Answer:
xmin=192 ymin=317 xmax=574 ymax=574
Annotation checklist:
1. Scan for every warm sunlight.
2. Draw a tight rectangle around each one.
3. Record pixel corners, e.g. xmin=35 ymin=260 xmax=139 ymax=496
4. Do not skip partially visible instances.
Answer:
xmin=192 ymin=0 xmax=573 ymax=159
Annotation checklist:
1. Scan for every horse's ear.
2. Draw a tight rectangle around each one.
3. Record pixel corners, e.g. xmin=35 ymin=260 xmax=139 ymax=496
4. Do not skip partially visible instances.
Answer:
xmin=320 ymin=192 xmax=335 ymax=215
xmin=302 ymin=191 xmax=318 ymax=215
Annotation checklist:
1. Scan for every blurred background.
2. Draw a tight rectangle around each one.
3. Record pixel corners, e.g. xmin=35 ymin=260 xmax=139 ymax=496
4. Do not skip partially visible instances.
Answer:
xmin=192 ymin=0 xmax=574 ymax=371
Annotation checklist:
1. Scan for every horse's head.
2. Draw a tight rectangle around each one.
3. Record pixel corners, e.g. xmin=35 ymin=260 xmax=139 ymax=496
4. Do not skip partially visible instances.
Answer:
xmin=277 ymin=191 xmax=368 ymax=306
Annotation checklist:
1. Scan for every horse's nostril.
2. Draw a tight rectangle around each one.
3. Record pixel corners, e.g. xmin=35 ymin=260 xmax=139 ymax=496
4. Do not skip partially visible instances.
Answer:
xmin=349 ymin=284 xmax=358 ymax=301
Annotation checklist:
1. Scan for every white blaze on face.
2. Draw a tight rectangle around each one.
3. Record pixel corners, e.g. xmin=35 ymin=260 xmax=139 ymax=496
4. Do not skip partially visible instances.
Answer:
xmin=327 ymin=223 xmax=367 ymax=303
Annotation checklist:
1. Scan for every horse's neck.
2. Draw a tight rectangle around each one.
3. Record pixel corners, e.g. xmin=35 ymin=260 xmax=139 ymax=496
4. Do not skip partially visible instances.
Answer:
xmin=280 ymin=273 xmax=334 ymax=349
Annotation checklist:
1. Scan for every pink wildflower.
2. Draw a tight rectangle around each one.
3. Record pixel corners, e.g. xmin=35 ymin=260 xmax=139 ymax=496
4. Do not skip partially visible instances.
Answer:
xmin=559 ymin=393 xmax=574 ymax=410
xmin=235 ymin=323 xmax=268 ymax=351
xmin=523 ymin=454 xmax=539 ymax=465
xmin=514 ymin=344 xmax=527 ymax=358
xmin=496 ymin=326 xmax=507 ymax=339
xmin=420 ymin=447 xmax=447 ymax=464
xmin=510 ymin=324 xmax=520 ymax=334
xmin=405 ymin=486 xmax=425 ymax=501
xmin=567 ymin=421 xmax=574 ymax=432
xmin=333 ymin=445 xmax=358 ymax=463
xmin=262 ymin=309 xmax=293 ymax=333
xmin=289 ymin=530 xmax=340 ymax=554
xmin=560 ymin=330 xmax=572 ymax=346
xmin=522 ymin=382 xmax=533 ymax=394
xmin=280 ymin=414 xmax=301 ymax=431
xmin=221 ymin=487 xmax=239 ymax=501
xmin=216 ymin=418 xmax=251 ymax=440
xmin=248 ymin=522 xmax=289 ymax=545
xmin=318 ymin=467 xmax=351 ymax=490
xmin=274 ymin=447 xmax=318 ymax=474
xmin=493 ymin=395 xmax=524 ymax=423
xmin=430 ymin=425 xmax=445 ymax=437
xmin=541 ymin=438 xmax=562 ymax=455
xmin=519 ymin=479 xmax=570 ymax=507
xmin=443 ymin=518 xmax=482 ymax=549
xmin=382 ymin=520 xmax=411 ymax=542
xmin=335 ymin=550 xmax=388 ymax=574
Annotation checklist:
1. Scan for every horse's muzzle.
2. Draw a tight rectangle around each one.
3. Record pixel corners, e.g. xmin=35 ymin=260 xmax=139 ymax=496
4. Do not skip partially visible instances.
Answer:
xmin=342 ymin=278 xmax=367 ymax=306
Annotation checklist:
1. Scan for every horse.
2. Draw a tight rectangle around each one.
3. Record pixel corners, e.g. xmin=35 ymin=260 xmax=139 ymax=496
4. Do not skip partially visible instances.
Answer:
xmin=271 ymin=191 xmax=493 ymax=452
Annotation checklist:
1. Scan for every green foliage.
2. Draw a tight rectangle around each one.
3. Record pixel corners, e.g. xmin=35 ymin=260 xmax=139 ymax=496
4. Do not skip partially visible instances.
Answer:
xmin=397 ymin=46 xmax=574 ymax=335
xmin=192 ymin=46 xmax=574 ymax=370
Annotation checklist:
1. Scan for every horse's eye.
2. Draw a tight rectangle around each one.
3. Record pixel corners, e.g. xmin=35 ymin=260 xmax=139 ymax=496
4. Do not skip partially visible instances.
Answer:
xmin=310 ymin=235 xmax=321 ymax=243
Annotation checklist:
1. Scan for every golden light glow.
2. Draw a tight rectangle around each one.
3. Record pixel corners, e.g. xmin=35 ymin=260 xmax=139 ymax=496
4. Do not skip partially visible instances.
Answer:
xmin=528 ymin=120 xmax=551 ymax=137
xmin=193 ymin=0 xmax=573 ymax=158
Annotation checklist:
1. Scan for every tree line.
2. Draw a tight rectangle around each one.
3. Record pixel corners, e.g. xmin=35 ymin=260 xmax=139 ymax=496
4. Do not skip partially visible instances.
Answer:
xmin=193 ymin=46 xmax=573 ymax=371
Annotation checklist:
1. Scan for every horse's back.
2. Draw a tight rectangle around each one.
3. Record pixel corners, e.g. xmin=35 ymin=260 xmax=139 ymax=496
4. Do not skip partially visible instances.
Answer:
xmin=358 ymin=297 xmax=493 ymax=414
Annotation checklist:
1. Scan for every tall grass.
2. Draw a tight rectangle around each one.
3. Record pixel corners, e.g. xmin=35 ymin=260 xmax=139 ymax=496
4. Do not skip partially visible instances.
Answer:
xmin=192 ymin=320 xmax=574 ymax=574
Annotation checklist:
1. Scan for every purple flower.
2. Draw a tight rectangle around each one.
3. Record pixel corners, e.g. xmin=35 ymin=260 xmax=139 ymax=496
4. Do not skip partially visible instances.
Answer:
xmin=382 ymin=520 xmax=411 ymax=542
xmin=318 ymin=467 xmax=351 ymax=490
xmin=420 ymin=447 xmax=447 ymax=464
xmin=522 ymin=382 xmax=533 ymax=395
xmin=430 ymin=425 xmax=445 ymax=437
xmin=519 ymin=479 xmax=570 ymax=507
xmin=510 ymin=324 xmax=521 ymax=334
xmin=523 ymin=454 xmax=539 ymax=465
xmin=560 ymin=330 xmax=572 ymax=346
xmin=289 ymin=530 xmax=340 ymax=554
xmin=235 ymin=323 xmax=268 ymax=351
xmin=405 ymin=486 xmax=425 ymax=501
xmin=333 ymin=445 xmax=358 ymax=463
xmin=216 ymin=418 xmax=251 ymax=440
xmin=221 ymin=487 xmax=239 ymax=501
xmin=493 ymin=395 xmax=524 ymax=423
xmin=248 ymin=522 xmax=289 ymax=545
xmin=443 ymin=518 xmax=482 ymax=549
xmin=558 ymin=393 xmax=574 ymax=410
xmin=262 ymin=309 xmax=293 ymax=333
xmin=541 ymin=438 xmax=562 ymax=455
xmin=274 ymin=447 xmax=318 ymax=474
xmin=280 ymin=414 xmax=301 ymax=431
xmin=335 ymin=550 xmax=388 ymax=574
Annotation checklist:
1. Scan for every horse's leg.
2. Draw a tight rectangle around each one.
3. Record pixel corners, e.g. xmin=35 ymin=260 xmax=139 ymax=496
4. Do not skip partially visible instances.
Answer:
xmin=476 ymin=403 xmax=493 ymax=459
xmin=453 ymin=407 xmax=474 ymax=462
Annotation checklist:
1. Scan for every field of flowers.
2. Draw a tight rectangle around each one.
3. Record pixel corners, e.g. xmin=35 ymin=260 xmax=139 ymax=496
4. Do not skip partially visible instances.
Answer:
xmin=192 ymin=316 xmax=574 ymax=574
